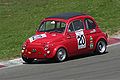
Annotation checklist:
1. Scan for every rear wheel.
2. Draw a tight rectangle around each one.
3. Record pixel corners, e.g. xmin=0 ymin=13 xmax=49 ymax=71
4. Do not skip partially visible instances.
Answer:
xmin=22 ymin=56 xmax=34 ymax=64
xmin=95 ymin=40 xmax=107 ymax=54
xmin=55 ymin=48 xmax=67 ymax=62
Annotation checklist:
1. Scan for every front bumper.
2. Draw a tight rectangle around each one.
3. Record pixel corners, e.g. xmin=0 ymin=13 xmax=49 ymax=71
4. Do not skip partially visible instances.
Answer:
xmin=21 ymin=45 xmax=54 ymax=59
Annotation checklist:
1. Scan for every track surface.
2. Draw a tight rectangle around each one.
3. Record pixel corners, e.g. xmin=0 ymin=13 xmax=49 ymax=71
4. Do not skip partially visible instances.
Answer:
xmin=0 ymin=44 xmax=120 ymax=80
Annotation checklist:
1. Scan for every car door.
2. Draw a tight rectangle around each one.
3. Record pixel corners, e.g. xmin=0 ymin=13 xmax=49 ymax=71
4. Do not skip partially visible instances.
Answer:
xmin=84 ymin=18 xmax=98 ymax=52
xmin=66 ymin=19 xmax=87 ymax=55
xmin=66 ymin=22 xmax=78 ymax=56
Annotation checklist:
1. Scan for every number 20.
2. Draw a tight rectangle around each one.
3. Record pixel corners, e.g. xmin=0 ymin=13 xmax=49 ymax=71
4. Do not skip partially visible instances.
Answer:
xmin=78 ymin=35 xmax=85 ymax=45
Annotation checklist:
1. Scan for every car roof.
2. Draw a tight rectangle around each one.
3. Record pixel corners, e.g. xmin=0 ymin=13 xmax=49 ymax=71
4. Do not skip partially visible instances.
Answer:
xmin=46 ymin=12 xmax=87 ymax=20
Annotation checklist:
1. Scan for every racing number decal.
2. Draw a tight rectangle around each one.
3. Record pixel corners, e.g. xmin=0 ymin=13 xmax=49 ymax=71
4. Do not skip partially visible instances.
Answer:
xmin=78 ymin=35 xmax=85 ymax=45
xmin=75 ymin=30 xmax=86 ymax=49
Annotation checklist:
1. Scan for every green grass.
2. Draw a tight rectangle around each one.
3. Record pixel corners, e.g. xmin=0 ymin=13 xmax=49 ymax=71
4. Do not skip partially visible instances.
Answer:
xmin=0 ymin=0 xmax=120 ymax=60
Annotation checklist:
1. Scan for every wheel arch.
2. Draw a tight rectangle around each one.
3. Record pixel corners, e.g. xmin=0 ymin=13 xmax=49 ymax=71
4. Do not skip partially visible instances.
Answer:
xmin=52 ymin=45 xmax=68 ymax=58
xmin=95 ymin=37 xmax=107 ymax=49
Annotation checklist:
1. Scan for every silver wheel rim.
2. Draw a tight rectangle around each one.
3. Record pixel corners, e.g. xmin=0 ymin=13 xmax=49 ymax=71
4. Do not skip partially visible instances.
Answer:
xmin=57 ymin=48 xmax=66 ymax=61
xmin=97 ymin=41 xmax=106 ymax=53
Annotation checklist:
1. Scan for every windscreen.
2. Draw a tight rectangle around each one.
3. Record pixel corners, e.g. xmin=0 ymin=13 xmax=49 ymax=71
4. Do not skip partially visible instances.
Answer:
xmin=38 ymin=21 xmax=66 ymax=33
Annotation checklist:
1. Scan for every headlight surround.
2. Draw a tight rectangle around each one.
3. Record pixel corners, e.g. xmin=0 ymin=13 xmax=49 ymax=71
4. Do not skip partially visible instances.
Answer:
xmin=44 ymin=43 xmax=54 ymax=54
xmin=22 ymin=39 xmax=30 ymax=50
xmin=44 ymin=44 xmax=49 ymax=51
xmin=21 ymin=44 xmax=26 ymax=53
xmin=22 ymin=45 xmax=26 ymax=50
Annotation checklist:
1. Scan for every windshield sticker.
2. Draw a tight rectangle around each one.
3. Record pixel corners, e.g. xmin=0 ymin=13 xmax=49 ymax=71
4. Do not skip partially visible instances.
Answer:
xmin=75 ymin=30 xmax=86 ymax=49
xmin=51 ymin=21 xmax=55 ymax=24
xmin=29 ymin=34 xmax=46 ymax=42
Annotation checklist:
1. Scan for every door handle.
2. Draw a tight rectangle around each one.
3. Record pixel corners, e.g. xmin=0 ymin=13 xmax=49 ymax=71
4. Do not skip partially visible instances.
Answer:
xmin=67 ymin=36 xmax=71 ymax=39
xmin=71 ymin=36 xmax=76 ymax=38
xmin=67 ymin=36 xmax=75 ymax=39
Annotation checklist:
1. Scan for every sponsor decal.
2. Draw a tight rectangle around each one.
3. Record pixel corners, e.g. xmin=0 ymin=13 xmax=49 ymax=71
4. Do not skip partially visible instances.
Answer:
xmin=75 ymin=30 xmax=86 ymax=49
xmin=32 ymin=49 xmax=37 ymax=53
xmin=90 ymin=36 xmax=94 ymax=49
xmin=29 ymin=34 xmax=46 ymax=42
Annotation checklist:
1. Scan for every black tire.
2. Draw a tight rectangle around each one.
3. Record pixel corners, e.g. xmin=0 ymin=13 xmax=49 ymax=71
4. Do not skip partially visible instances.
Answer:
xmin=55 ymin=48 xmax=67 ymax=62
xmin=95 ymin=39 xmax=107 ymax=54
xmin=22 ymin=56 xmax=34 ymax=64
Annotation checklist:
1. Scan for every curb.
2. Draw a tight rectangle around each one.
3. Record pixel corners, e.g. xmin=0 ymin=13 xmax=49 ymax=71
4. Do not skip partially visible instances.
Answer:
xmin=0 ymin=58 xmax=24 ymax=68
xmin=0 ymin=65 xmax=6 ymax=68
xmin=108 ymin=38 xmax=120 ymax=45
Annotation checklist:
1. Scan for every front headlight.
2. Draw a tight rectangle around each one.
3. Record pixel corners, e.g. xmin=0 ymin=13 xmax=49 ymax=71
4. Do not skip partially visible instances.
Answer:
xmin=22 ymin=45 xmax=26 ymax=50
xmin=44 ymin=45 xmax=49 ymax=51
xmin=22 ymin=39 xmax=30 ymax=50
xmin=21 ymin=45 xmax=26 ymax=53
xmin=43 ymin=42 xmax=54 ymax=53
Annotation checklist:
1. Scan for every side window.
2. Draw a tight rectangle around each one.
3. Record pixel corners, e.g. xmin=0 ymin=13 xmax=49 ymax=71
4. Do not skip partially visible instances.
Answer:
xmin=85 ymin=19 xmax=96 ymax=30
xmin=68 ymin=23 xmax=74 ymax=32
xmin=68 ymin=20 xmax=84 ymax=32
xmin=73 ymin=20 xmax=84 ymax=31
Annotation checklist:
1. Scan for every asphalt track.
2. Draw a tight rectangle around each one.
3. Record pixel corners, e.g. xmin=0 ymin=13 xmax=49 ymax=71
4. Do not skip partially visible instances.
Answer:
xmin=0 ymin=43 xmax=120 ymax=80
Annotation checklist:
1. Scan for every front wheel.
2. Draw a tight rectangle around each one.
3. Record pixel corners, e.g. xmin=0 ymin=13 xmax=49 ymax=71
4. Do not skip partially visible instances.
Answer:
xmin=55 ymin=48 xmax=67 ymax=62
xmin=22 ymin=56 xmax=34 ymax=64
xmin=95 ymin=40 xmax=107 ymax=54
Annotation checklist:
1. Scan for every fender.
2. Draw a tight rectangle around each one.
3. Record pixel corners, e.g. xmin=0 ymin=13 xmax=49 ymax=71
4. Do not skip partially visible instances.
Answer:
xmin=94 ymin=35 xmax=107 ymax=50
xmin=50 ymin=45 xmax=68 ymax=58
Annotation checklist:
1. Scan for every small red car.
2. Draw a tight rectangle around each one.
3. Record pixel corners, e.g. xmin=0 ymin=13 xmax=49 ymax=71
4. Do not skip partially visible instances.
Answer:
xmin=21 ymin=12 xmax=108 ymax=63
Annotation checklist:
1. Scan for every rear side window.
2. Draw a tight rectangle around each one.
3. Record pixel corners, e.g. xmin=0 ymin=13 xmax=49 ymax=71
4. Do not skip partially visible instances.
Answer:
xmin=85 ymin=18 xmax=96 ymax=30
xmin=68 ymin=20 xmax=84 ymax=32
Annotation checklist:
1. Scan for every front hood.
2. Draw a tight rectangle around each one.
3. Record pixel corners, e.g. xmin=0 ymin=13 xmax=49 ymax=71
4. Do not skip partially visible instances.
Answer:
xmin=28 ymin=32 xmax=63 ymax=45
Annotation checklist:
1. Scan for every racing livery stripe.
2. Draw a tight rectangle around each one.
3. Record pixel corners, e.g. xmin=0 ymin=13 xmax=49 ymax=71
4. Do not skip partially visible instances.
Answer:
xmin=29 ymin=34 xmax=47 ymax=42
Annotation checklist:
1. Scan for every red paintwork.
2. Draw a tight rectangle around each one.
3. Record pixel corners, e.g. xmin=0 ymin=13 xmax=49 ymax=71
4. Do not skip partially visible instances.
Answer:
xmin=22 ymin=15 xmax=107 ymax=59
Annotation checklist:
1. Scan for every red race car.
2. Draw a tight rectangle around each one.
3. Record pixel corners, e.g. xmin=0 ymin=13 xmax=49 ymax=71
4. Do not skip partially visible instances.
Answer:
xmin=21 ymin=12 xmax=108 ymax=63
